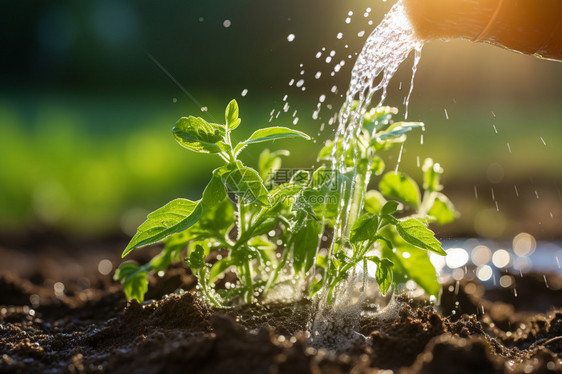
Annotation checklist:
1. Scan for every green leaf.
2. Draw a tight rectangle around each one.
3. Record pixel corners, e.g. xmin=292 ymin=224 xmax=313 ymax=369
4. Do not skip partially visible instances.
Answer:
xmin=289 ymin=214 xmax=322 ymax=273
xmin=231 ymin=246 xmax=260 ymax=266
xmin=225 ymin=100 xmax=241 ymax=130
xmin=300 ymin=171 xmax=351 ymax=220
xmin=381 ymin=200 xmax=399 ymax=216
xmin=396 ymin=218 xmax=446 ymax=255
xmin=270 ymin=183 xmax=304 ymax=207
xmin=249 ymin=237 xmax=277 ymax=265
xmin=199 ymin=198 xmax=235 ymax=235
xmin=251 ymin=217 xmax=279 ymax=236
xmin=317 ymin=139 xmax=354 ymax=167
xmin=362 ymin=106 xmax=398 ymax=134
xmin=114 ymin=263 xmax=149 ymax=302
xmin=379 ymin=172 xmax=420 ymax=208
xmin=428 ymin=193 xmax=457 ymax=225
xmin=311 ymin=166 xmax=333 ymax=188
xmin=376 ymin=122 xmax=424 ymax=141
xmin=371 ymin=156 xmax=385 ymax=175
xmin=422 ymin=158 xmax=443 ymax=192
xmin=365 ymin=190 xmax=386 ymax=214
xmin=123 ymin=199 xmax=203 ymax=257
xmin=149 ymin=243 xmax=183 ymax=272
xmin=239 ymin=127 xmax=310 ymax=147
xmin=222 ymin=162 xmax=270 ymax=206
xmin=173 ymin=116 xmax=226 ymax=153
xmin=350 ymin=214 xmax=379 ymax=243
xmin=187 ymin=244 xmax=206 ymax=270
xmin=202 ymin=168 xmax=228 ymax=209
xmin=258 ymin=149 xmax=289 ymax=183
xmin=367 ymin=256 xmax=394 ymax=295
xmin=209 ymin=257 xmax=235 ymax=283
xmin=380 ymin=227 xmax=441 ymax=297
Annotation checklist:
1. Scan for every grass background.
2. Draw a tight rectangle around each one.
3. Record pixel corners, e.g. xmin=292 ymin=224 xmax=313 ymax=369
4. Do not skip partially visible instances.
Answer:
xmin=1 ymin=0 xmax=561 ymax=240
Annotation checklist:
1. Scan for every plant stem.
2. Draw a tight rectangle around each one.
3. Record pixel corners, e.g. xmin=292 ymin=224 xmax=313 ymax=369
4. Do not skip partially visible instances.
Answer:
xmin=242 ymin=260 xmax=254 ymax=304
xmin=235 ymin=197 xmax=254 ymax=303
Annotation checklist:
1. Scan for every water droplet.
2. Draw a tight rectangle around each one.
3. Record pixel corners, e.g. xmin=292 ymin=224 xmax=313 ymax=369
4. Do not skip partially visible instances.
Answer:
xmin=223 ymin=19 xmax=231 ymax=28
xmin=241 ymin=89 xmax=248 ymax=97
xmin=287 ymin=34 xmax=295 ymax=42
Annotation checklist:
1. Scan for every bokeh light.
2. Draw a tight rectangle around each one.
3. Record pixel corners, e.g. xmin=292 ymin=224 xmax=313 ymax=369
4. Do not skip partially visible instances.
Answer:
xmin=471 ymin=245 xmax=492 ymax=266
xmin=492 ymin=249 xmax=511 ymax=268
xmin=513 ymin=232 xmax=536 ymax=257
xmin=445 ymin=247 xmax=469 ymax=269
xmin=476 ymin=265 xmax=493 ymax=281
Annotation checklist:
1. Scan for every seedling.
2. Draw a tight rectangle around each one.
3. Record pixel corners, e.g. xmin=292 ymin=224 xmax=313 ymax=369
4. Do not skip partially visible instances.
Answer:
xmin=115 ymin=100 xmax=457 ymax=307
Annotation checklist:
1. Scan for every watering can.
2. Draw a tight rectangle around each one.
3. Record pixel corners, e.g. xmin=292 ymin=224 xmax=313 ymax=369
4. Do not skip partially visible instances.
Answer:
xmin=403 ymin=0 xmax=562 ymax=61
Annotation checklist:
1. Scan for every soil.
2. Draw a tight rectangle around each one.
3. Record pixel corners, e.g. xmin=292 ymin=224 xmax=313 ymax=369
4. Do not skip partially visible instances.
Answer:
xmin=1 ymin=241 xmax=561 ymax=374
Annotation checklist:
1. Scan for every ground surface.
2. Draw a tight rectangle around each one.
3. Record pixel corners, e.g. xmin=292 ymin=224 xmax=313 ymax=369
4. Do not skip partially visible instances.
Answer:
xmin=1 ymin=242 xmax=562 ymax=374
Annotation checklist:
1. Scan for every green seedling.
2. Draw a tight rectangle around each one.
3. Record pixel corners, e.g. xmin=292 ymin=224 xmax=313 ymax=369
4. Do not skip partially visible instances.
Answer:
xmin=115 ymin=100 xmax=457 ymax=307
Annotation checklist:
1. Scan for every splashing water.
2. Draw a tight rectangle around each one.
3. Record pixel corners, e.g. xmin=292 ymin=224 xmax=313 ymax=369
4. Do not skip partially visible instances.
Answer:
xmin=310 ymin=1 xmax=424 ymax=349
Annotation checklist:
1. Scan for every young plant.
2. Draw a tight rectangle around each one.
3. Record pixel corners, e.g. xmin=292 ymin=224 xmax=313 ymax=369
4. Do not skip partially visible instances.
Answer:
xmin=115 ymin=101 xmax=457 ymax=307
xmin=312 ymin=106 xmax=457 ymax=302
xmin=115 ymin=100 xmax=311 ymax=306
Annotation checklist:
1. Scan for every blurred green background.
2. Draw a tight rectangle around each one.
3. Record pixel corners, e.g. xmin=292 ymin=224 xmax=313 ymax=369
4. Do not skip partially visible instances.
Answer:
xmin=1 ymin=0 xmax=561 ymax=242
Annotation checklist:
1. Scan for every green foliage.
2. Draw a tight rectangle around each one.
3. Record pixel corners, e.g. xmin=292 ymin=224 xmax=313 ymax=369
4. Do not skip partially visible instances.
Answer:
xmin=122 ymin=199 xmax=202 ymax=257
xmin=116 ymin=100 xmax=456 ymax=306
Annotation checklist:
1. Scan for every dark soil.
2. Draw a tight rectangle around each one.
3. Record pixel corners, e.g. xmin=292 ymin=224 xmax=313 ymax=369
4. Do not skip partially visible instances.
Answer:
xmin=1 ymin=244 xmax=561 ymax=374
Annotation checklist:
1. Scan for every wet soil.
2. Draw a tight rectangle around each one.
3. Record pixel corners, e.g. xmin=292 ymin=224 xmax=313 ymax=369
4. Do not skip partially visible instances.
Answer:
xmin=1 ymin=244 xmax=561 ymax=373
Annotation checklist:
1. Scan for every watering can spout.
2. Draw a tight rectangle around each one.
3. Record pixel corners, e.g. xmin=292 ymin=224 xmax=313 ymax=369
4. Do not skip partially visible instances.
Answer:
xmin=403 ymin=0 xmax=562 ymax=61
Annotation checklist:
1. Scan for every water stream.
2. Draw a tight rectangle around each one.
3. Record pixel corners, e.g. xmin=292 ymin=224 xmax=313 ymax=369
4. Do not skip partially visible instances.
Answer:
xmin=331 ymin=0 xmax=423 ymax=253
xmin=309 ymin=1 xmax=425 ymax=349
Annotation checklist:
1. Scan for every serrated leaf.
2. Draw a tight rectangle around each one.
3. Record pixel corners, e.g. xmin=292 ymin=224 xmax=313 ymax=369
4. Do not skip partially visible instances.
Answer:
xmin=240 ymin=127 xmax=310 ymax=146
xmin=379 ymin=172 xmax=420 ymax=208
xmin=225 ymin=100 xmax=240 ymax=130
xmin=222 ymin=162 xmax=270 ymax=206
xmin=428 ymin=193 xmax=457 ymax=225
xmin=350 ymin=214 xmax=379 ymax=243
xmin=187 ymin=244 xmax=206 ymax=270
xmin=123 ymin=199 xmax=203 ymax=257
xmin=173 ymin=116 xmax=225 ymax=153
xmin=396 ymin=218 xmax=446 ymax=255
